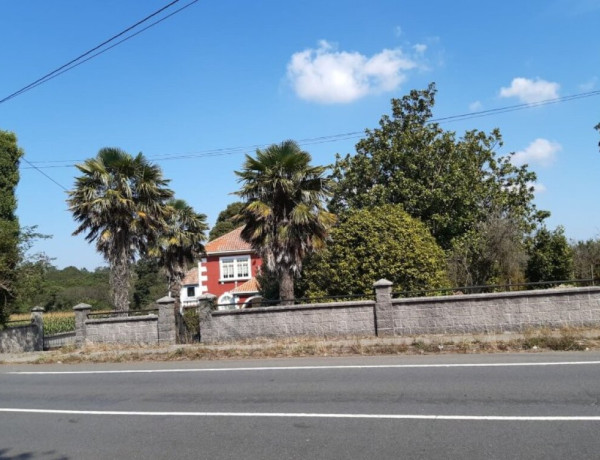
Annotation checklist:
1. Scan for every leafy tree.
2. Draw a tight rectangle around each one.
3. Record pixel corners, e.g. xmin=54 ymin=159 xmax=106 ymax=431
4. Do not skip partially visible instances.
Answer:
xmin=132 ymin=258 xmax=167 ymax=310
xmin=14 ymin=264 xmax=112 ymax=312
xmin=299 ymin=205 xmax=449 ymax=297
xmin=208 ymin=202 xmax=244 ymax=241
xmin=571 ymin=238 xmax=600 ymax=281
xmin=235 ymin=140 xmax=335 ymax=303
xmin=447 ymin=214 xmax=527 ymax=288
xmin=0 ymin=130 xmax=24 ymax=322
xmin=67 ymin=148 xmax=173 ymax=311
xmin=151 ymin=198 xmax=207 ymax=311
xmin=255 ymin=265 xmax=281 ymax=302
xmin=12 ymin=226 xmax=53 ymax=312
xmin=526 ymin=226 xmax=574 ymax=283
xmin=331 ymin=83 xmax=548 ymax=249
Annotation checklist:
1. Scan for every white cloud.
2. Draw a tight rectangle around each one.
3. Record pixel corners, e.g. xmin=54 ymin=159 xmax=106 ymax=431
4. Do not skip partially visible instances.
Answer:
xmin=469 ymin=100 xmax=483 ymax=111
xmin=532 ymin=182 xmax=547 ymax=194
xmin=287 ymin=40 xmax=419 ymax=104
xmin=413 ymin=43 xmax=427 ymax=54
xmin=512 ymin=138 xmax=562 ymax=167
xmin=499 ymin=77 xmax=560 ymax=104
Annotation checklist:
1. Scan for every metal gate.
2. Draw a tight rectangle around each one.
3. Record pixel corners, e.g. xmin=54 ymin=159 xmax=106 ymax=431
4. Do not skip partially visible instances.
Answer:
xmin=44 ymin=331 xmax=76 ymax=350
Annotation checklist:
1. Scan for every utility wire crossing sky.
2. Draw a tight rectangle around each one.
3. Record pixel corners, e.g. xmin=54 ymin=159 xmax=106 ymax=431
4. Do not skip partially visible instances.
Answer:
xmin=2 ymin=0 xmax=598 ymax=269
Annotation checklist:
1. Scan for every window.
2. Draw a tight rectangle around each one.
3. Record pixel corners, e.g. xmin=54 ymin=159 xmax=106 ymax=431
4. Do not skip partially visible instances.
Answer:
xmin=220 ymin=256 xmax=251 ymax=281
xmin=186 ymin=286 xmax=195 ymax=298
xmin=217 ymin=293 xmax=237 ymax=310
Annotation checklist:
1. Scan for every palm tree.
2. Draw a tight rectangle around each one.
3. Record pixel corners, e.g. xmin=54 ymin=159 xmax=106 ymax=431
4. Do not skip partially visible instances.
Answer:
xmin=152 ymin=198 xmax=208 ymax=311
xmin=67 ymin=147 xmax=173 ymax=311
xmin=235 ymin=140 xmax=335 ymax=303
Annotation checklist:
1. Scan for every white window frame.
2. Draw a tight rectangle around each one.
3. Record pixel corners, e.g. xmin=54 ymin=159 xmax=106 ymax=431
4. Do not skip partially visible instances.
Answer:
xmin=219 ymin=255 xmax=251 ymax=282
xmin=217 ymin=293 xmax=238 ymax=310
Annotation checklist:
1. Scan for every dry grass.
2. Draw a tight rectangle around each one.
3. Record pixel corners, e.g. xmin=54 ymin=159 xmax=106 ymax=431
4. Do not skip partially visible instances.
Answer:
xmin=7 ymin=327 xmax=596 ymax=365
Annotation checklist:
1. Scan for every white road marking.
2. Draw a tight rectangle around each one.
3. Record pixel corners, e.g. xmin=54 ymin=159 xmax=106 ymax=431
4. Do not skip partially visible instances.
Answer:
xmin=7 ymin=360 xmax=600 ymax=375
xmin=0 ymin=408 xmax=599 ymax=421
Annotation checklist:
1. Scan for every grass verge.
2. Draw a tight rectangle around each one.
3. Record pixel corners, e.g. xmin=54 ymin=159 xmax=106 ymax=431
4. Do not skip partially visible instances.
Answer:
xmin=3 ymin=326 xmax=596 ymax=365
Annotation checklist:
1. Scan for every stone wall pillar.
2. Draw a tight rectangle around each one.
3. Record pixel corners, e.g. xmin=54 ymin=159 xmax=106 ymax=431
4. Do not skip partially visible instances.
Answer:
xmin=373 ymin=279 xmax=394 ymax=336
xmin=157 ymin=296 xmax=176 ymax=344
xmin=196 ymin=294 xmax=216 ymax=343
xmin=73 ymin=303 xmax=92 ymax=346
xmin=31 ymin=307 xmax=44 ymax=351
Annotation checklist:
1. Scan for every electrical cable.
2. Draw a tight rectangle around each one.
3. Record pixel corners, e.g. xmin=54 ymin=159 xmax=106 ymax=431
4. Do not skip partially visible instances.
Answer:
xmin=20 ymin=157 xmax=68 ymax=191
xmin=0 ymin=0 xmax=196 ymax=105
xmin=21 ymin=88 xmax=600 ymax=170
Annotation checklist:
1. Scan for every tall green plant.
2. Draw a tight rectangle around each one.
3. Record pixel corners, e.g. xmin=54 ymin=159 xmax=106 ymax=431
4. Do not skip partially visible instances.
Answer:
xmin=526 ymin=226 xmax=574 ymax=284
xmin=300 ymin=205 xmax=449 ymax=297
xmin=331 ymin=83 xmax=548 ymax=249
xmin=0 ymin=130 xmax=24 ymax=322
xmin=208 ymin=202 xmax=244 ymax=241
xmin=235 ymin=140 xmax=335 ymax=303
xmin=67 ymin=148 xmax=173 ymax=311
xmin=151 ymin=198 xmax=207 ymax=311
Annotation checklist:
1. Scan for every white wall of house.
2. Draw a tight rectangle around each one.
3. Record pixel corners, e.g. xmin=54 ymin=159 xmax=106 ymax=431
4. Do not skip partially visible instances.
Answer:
xmin=179 ymin=259 xmax=208 ymax=305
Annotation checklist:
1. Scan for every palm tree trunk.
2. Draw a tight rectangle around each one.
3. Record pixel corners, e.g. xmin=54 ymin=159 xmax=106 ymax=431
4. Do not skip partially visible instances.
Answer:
xmin=110 ymin=248 xmax=131 ymax=312
xmin=279 ymin=269 xmax=294 ymax=305
xmin=169 ymin=265 xmax=183 ymax=313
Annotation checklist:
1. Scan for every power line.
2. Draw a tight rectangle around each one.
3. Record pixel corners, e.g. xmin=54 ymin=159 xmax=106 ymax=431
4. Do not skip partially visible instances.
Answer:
xmin=3 ymin=0 xmax=201 ymax=102
xmin=0 ymin=0 xmax=194 ymax=105
xmin=20 ymin=157 xmax=68 ymax=191
xmin=21 ymin=88 xmax=600 ymax=170
xmin=13 ymin=1 xmax=201 ymax=192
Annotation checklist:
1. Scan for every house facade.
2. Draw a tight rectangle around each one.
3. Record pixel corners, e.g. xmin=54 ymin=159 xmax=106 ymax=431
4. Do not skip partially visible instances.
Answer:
xmin=180 ymin=227 xmax=263 ymax=309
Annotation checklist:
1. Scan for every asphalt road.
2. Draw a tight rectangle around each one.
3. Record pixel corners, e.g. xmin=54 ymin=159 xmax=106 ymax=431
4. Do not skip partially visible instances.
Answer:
xmin=1 ymin=352 xmax=600 ymax=459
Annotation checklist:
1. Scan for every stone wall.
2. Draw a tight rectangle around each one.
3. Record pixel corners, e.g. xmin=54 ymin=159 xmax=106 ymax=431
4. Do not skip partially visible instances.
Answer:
xmin=84 ymin=316 xmax=158 ymax=344
xmin=73 ymin=299 xmax=175 ymax=346
xmin=0 ymin=324 xmax=40 ymax=353
xmin=202 ymin=300 xmax=376 ymax=343
xmin=198 ymin=285 xmax=600 ymax=343
xmin=390 ymin=287 xmax=600 ymax=335
xmin=0 ymin=308 xmax=44 ymax=353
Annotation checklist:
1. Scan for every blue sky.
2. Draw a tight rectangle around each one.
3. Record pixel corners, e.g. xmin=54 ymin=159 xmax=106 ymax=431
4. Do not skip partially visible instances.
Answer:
xmin=1 ymin=0 xmax=599 ymax=270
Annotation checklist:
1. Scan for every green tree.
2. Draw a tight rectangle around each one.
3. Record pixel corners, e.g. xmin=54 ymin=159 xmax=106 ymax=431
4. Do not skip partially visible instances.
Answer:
xmin=571 ymin=238 xmax=600 ymax=281
xmin=235 ymin=140 xmax=335 ymax=303
xmin=12 ymin=226 xmax=53 ymax=312
xmin=300 ymin=205 xmax=449 ymax=297
xmin=526 ymin=226 xmax=574 ymax=284
xmin=0 ymin=130 xmax=24 ymax=322
xmin=208 ymin=202 xmax=244 ymax=241
xmin=132 ymin=258 xmax=167 ymax=310
xmin=447 ymin=214 xmax=528 ymax=288
xmin=67 ymin=148 xmax=173 ymax=311
xmin=151 ymin=198 xmax=207 ymax=311
xmin=14 ymin=263 xmax=112 ymax=312
xmin=331 ymin=83 xmax=548 ymax=249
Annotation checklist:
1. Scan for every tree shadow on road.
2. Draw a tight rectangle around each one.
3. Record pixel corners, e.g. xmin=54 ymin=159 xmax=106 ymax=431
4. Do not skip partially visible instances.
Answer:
xmin=0 ymin=449 xmax=68 ymax=460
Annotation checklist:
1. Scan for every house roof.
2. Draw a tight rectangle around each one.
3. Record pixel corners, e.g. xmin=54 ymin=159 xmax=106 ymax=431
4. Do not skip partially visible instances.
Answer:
xmin=205 ymin=226 xmax=253 ymax=254
xmin=231 ymin=277 xmax=260 ymax=294
xmin=182 ymin=267 xmax=198 ymax=286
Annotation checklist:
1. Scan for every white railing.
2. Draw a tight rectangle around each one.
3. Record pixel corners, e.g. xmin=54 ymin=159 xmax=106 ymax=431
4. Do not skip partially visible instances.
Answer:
xmin=182 ymin=298 xmax=200 ymax=308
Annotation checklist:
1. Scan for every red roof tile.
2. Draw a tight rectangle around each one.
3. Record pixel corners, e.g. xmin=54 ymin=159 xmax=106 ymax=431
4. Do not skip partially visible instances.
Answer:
xmin=205 ymin=226 xmax=253 ymax=254
xmin=231 ymin=277 xmax=260 ymax=294
xmin=182 ymin=267 xmax=198 ymax=285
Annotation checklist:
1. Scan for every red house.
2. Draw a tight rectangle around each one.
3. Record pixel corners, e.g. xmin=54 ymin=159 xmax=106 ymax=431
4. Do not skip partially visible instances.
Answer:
xmin=180 ymin=227 xmax=263 ymax=309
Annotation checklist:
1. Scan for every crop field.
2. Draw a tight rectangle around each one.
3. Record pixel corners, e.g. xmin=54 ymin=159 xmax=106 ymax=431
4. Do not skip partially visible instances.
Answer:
xmin=8 ymin=311 xmax=76 ymax=335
